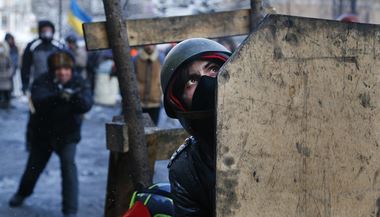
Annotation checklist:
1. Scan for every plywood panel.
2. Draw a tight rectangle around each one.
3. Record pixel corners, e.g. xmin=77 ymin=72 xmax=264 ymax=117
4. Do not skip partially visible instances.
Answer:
xmin=83 ymin=9 xmax=250 ymax=50
xmin=216 ymin=14 xmax=380 ymax=217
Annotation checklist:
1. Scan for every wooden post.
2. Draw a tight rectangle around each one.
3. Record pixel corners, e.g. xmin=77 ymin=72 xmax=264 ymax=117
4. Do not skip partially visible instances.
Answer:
xmin=102 ymin=0 xmax=151 ymax=216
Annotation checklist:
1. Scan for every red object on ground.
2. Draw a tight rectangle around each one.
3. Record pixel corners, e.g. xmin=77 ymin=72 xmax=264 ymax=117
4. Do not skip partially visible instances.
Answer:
xmin=122 ymin=201 xmax=151 ymax=217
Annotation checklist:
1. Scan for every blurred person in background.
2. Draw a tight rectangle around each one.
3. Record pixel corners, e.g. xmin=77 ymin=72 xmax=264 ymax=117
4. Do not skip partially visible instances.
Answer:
xmin=65 ymin=35 xmax=87 ymax=78
xmin=9 ymin=51 xmax=93 ymax=217
xmin=133 ymin=45 xmax=165 ymax=125
xmin=21 ymin=20 xmax=63 ymax=94
xmin=5 ymin=33 xmax=19 ymax=97
xmin=93 ymin=50 xmax=119 ymax=106
xmin=86 ymin=51 xmax=101 ymax=93
xmin=0 ymin=41 xmax=13 ymax=108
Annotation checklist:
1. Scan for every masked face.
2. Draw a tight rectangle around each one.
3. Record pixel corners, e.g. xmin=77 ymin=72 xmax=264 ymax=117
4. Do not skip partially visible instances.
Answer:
xmin=40 ymin=26 xmax=54 ymax=42
xmin=177 ymin=60 xmax=222 ymax=147
xmin=182 ymin=60 xmax=220 ymax=109
xmin=185 ymin=75 xmax=218 ymax=148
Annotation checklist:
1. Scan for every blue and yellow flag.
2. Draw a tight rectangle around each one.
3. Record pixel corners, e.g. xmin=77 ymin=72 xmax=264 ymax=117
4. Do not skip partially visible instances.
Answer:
xmin=67 ymin=0 xmax=92 ymax=35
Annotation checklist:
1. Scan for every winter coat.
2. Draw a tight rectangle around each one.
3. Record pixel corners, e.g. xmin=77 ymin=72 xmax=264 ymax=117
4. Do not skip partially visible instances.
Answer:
xmin=168 ymin=136 xmax=214 ymax=217
xmin=29 ymin=72 xmax=93 ymax=145
xmin=21 ymin=38 xmax=63 ymax=91
xmin=133 ymin=49 xmax=165 ymax=108
xmin=0 ymin=43 xmax=13 ymax=91
xmin=9 ymin=44 xmax=19 ymax=70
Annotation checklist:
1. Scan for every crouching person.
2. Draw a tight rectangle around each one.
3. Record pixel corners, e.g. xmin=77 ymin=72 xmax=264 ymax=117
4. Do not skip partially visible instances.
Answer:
xmin=9 ymin=50 xmax=93 ymax=217
xmin=160 ymin=38 xmax=231 ymax=216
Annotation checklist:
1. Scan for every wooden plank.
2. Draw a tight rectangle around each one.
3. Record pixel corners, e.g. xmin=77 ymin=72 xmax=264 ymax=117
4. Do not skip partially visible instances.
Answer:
xmin=105 ymin=122 xmax=129 ymax=153
xmin=216 ymin=14 xmax=380 ymax=217
xmin=105 ymin=114 xmax=155 ymax=153
xmin=83 ymin=9 xmax=250 ymax=50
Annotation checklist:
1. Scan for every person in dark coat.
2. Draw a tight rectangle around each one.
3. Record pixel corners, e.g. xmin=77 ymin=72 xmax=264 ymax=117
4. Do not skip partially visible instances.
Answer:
xmin=9 ymin=50 xmax=93 ymax=217
xmin=22 ymin=20 xmax=64 ymax=151
xmin=0 ymin=41 xmax=12 ymax=108
xmin=160 ymin=38 xmax=231 ymax=216
xmin=5 ymin=33 xmax=19 ymax=97
xmin=5 ymin=33 xmax=19 ymax=78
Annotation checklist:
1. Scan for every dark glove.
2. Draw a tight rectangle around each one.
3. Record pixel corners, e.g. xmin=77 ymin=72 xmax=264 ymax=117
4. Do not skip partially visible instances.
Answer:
xmin=57 ymin=83 xmax=79 ymax=101
xmin=60 ymin=88 xmax=78 ymax=101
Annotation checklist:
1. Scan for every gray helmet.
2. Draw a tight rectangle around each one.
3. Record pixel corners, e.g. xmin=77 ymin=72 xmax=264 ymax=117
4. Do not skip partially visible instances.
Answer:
xmin=161 ymin=38 xmax=231 ymax=118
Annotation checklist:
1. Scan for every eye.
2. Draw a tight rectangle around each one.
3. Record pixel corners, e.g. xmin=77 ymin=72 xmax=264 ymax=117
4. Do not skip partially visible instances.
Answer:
xmin=185 ymin=75 xmax=199 ymax=88
xmin=210 ymin=66 xmax=219 ymax=72
xmin=207 ymin=64 xmax=220 ymax=75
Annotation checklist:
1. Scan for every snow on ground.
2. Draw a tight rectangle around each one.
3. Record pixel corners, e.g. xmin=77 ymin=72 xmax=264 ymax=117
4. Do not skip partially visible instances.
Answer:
xmin=0 ymin=97 xmax=120 ymax=217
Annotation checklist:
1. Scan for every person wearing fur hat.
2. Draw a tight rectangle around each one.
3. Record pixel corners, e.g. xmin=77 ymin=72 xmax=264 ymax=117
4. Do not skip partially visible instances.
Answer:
xmin=161 ymin=38 xmax=231 ymax=216
xmin=9 ymin=51 xmax=93 ymax=217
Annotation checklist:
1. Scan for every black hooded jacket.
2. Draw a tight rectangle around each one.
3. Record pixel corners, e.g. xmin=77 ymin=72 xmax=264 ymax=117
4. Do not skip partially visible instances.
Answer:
xmin=168 ymin=136 xmax=215 ymax=217
xmin=29 ymin=72 xmax=93 ymax=145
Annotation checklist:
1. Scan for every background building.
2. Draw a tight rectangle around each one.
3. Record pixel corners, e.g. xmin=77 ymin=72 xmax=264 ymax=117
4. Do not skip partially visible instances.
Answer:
xmin=0 ymin=0 xmax=35 ymax=45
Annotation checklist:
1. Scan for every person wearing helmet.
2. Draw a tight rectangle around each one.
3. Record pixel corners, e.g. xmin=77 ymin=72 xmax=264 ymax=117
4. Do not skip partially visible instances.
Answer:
xmin=161 ymin=38 xmax=231 ymax=216
xmin=9 ymin=51 xmax=93 ymax=217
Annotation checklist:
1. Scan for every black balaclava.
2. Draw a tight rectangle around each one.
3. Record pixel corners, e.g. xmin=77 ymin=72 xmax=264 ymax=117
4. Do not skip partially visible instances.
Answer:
xmin=38 ymin=20 xmax=55 ymax=43
xmin=185 ymin=75 xmax=218 ymax=163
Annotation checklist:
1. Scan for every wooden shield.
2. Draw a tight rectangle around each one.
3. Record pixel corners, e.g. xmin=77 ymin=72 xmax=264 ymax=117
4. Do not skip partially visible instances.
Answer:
xmin=216 ymin=14 xmax=380 ymax=217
